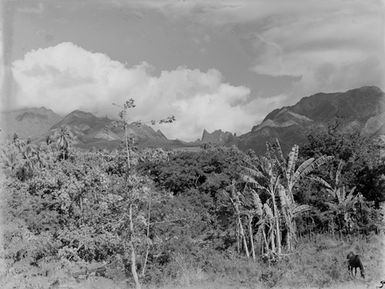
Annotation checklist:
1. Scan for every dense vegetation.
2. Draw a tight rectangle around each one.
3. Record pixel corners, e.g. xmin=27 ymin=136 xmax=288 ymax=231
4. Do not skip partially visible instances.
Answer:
xmin=1 ymin=123 xmax=384 ymax=288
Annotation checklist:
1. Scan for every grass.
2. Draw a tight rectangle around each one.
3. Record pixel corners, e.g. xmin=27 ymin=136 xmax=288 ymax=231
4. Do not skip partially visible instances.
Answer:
xmin=1 ymin=233 xmax=384 ymax=289
xmin=149 ymin=233 xmax=385 ymax=289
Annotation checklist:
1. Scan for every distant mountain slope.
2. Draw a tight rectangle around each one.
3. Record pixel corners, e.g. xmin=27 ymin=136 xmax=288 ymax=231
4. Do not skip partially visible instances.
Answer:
xmin=0 ymin=107 xmax=173 ymax=150
xmin=47 ymin=110 xmax=168 ymax=149
xmin=238 ymin=86 xmax=385 ymax=154
xmin=0 ymin=107 xmax=61 ymax=139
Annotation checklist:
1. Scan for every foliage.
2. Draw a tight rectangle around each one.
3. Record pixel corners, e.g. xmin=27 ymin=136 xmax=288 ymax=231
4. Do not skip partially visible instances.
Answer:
xmin=300 ymin=126 xmax=385 ymax=235
xmin=239 ymin=140 xmax=331 ymax=258
xmin=1 ymin=128 xmax=384 ymax=288
xmin=138 ymin=146 xmax=249 ymax=251
xmin=0 ymin=141 xmax=173 ymax=287
xmin=301 ymin=125 xmax=384 ymax=203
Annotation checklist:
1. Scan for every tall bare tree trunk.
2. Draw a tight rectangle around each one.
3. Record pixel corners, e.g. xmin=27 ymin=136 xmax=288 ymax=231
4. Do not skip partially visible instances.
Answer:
xmin=229 ymin=183 xmax=250 ymax=257
xmin=125 ymin=126 xmax=131 ymax=171
xmin=270 ymin=189 xmax=281 ymax=255
xmin=286 ymin=231 xmax=291 ymax=252
xmin=248 ymin=215 xmax=255 ymax=261
xmin=236 ymin=225 xmax=240 ymax=254
xmin=124 ymin=124 xmax=141 ymax=288
xmin=238 ymin=215 xmax=250 ymax=258
xmin=262 ymin=229 xmax=268 ymax=254
xmin=129 ymin=203 xmax=141 ymax=289
xmin=141 ymin=199 xmax=151 ymax=277
xmin=270 ymin=228 xmax=275 ymax=253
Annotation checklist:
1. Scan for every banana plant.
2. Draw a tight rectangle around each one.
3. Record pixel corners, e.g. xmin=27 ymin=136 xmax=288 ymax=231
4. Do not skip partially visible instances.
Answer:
xmin=312 ymin=161 xmax=359 ymax=234
xmin=243 ymin=140 xmax=332 ymax=252
xmin=242 ymin=155 xmax=282 ymax=255
xmin=269 ymin=140 xmax=332 ymax=250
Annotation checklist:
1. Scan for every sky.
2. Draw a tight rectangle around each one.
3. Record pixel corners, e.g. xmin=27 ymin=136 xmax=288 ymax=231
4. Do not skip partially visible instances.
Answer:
xmin=2 ymin=0 xmax=384 ymax=141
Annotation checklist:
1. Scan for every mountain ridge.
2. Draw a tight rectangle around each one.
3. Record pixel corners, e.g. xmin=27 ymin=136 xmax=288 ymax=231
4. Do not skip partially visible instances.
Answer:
xmin=1 ymin=107 xmax=62 ymax=139
xmin=1 ymin=86 xmax=383 ymax=153
xmin=238 ymin=86 xmax=384 ymax=153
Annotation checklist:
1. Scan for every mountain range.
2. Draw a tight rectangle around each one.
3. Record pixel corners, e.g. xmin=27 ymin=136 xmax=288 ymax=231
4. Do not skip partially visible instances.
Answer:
xmin=238 ymin=86 xmax=385 ymax=153
xmin=0 ymin=106 xmax=195 ymax=151
xmin=1 ymin=86 xmax=384 ymax=154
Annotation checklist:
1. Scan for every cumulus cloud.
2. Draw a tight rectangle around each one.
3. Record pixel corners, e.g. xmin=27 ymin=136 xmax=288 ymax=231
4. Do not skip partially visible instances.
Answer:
xmin=12 ymin=42 xmax=258 ymax=140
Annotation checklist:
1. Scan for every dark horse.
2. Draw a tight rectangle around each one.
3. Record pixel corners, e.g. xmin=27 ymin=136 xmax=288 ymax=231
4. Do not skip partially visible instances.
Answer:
xmin=347 ymin=251 xmax=365 ymax=278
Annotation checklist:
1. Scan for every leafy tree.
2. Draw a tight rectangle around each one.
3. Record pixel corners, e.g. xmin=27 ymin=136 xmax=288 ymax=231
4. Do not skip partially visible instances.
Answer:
xmin=139 ymin=146 xmax=249 ymax=253
xmin=301 ymin=125 xmax=385 ymax=232
xmin=355 ymin=162 xmax=385 ymax=208
xmin=301 ymin=125 xmax=382 ymax=186
xmin=1 ymin=136 xmax=44 ymax=181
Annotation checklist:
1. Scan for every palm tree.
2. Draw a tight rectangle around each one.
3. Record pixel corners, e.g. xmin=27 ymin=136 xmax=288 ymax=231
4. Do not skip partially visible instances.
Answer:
xmin=54 ymin=126 xmax=73 ymax=160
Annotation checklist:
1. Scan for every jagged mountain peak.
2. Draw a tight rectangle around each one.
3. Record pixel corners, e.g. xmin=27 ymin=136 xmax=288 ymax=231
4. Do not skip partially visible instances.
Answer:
xmin=201 ymin=128 xmax=236 ymax=145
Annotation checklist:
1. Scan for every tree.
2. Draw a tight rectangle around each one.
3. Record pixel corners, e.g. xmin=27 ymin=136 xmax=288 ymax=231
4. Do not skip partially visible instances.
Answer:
xmin=53 ymin=126 xmax=74 ymax=160
xmin=312 ymin=161 xmax=365 ymax=236
xmin=355 ymin=162 xmax=385 ymax=208
xmin=301 ymin=125 xmax=382 ymax=186
xmin=138 ymin=146 xmax=250 ymax=254
xmin=112 ymin=99 xmax=175 ymax=289
xmin=1 ymin=136 xmax=43 ymax=181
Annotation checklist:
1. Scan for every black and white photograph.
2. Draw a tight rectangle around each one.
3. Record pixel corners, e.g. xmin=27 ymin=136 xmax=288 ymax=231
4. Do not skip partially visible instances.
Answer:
xmin=1 ymin=1 xmax=384 ymax=288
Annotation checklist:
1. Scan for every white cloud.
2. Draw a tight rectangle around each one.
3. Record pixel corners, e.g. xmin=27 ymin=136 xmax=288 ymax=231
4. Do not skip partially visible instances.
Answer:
xmin=12 ymin=42 xmax=257 ymax=141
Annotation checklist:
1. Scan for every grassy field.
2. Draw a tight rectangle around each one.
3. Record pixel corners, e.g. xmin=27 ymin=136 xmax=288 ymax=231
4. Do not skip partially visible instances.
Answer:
xmin=2 ymin=233 xmax=383 ymax=289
